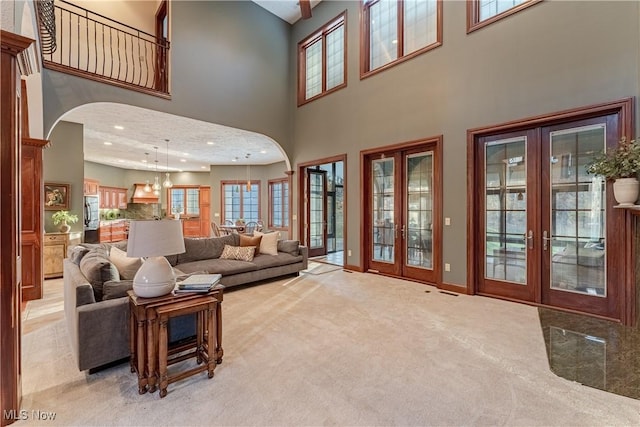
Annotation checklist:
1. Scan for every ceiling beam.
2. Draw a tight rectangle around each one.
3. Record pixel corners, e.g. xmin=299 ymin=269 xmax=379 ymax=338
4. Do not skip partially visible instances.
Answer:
xmin=300 ymin=0 xmax=312 ymax=19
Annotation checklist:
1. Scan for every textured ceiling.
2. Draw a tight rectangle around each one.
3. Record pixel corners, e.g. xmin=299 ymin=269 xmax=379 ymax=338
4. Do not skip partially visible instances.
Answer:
xmin=252 ymin=0 xmax=322 ymax=24
xmin=62 ymin=103 xmax=286 ymax=172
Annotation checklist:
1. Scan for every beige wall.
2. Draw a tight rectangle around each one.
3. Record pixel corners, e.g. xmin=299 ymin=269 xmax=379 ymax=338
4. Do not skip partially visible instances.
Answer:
xmin=290 ymin=0 xmax=640 ymax=285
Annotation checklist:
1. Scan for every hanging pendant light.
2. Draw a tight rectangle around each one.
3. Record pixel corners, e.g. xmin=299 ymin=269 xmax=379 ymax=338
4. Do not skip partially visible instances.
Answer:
xmin=153 ymin=146 xmax=161 ymax=193
xmin=143 ymin=152 xmax=152 ymax=192
xmin=245 ymin=153 xmax=251 ymax=192
xmin=163 ymin=139 xmax=173 ymax=188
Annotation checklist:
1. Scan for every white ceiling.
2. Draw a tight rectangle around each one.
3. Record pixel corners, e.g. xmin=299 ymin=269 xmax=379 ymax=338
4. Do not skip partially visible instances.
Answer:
xmin=62 ymin=103 xmax=286 ymax=172
xmin=62 ymin=1 xmax=322 ymax=172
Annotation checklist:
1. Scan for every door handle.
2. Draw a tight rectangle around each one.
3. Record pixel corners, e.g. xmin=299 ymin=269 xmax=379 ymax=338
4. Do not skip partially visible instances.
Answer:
xmin=526 ymin=230 xmax=534 ymax=250
xmin=401 ymin=225 xmax=406 ymax=239
xmin=542 ymin=230 xmax=553 ymax=251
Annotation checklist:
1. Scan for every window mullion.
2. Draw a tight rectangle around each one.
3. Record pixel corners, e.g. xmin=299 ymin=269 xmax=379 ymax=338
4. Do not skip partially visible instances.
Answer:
xmin=398 ymin=0 xmax=404 ymax=58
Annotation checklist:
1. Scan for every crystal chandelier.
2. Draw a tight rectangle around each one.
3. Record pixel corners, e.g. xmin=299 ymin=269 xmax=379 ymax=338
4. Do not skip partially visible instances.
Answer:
xmin=163 ymin=139 xmax=173 ymax=188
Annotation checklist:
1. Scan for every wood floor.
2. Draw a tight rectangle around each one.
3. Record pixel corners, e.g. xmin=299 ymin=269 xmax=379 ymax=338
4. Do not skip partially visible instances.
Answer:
xmin=22 ymin=278 xmax=64 ymax=334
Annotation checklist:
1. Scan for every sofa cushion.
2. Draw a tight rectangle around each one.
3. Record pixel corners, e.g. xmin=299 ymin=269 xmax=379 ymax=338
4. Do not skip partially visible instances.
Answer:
xmin=79 ymin=250 xmax=121 ymax=301
xmin=250 ymin=252 xmax=304 ymax=269
xmin=240 ymin=234 xmax=262 ymax=252
xmin=220 ymin=244 xmax=255 ymax=262
xmin=68 ymin=246 xmax=90 ymax=265
xmin=178 ymin=234 xmax=238 ymax=264
xmin=109 ymin=246 xmax=143 ymax=280
xmin=277 ymin=240 xmax=300 ymax=256
xmin=176 ymin=258 xmax=258 ymax=276
xmin=102 ymin=279 xmax=133 ymax=300
xmin=254 ymin=231 xmax=279 ymax=256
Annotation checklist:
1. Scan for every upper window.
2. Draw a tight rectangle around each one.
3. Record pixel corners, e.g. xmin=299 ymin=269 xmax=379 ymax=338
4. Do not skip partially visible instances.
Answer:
xmin=467 ymin=0 xmax=542 ymax=33
xmin=298 ymin=12 xmax=347 ymax=106
xmin=222 ymin=181 xmax=260 ymax=223
xmin=361 ymin=0 xmax=441 ymax=78
xmin=269 ymin=179 xmax=289 ymax=230
xmin=168 ymin=186 xmax=200 ymax=217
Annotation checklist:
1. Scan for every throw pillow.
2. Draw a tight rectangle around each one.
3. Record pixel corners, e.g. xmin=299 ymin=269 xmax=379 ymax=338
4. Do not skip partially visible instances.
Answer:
xmin=109 ymin=246 xmax=143 ymax=280
xmin=102 ymin=280 xmax=133 ymax=300
xmin=240 ymin=234 xmax=262 ymax=252
xmin=277 ymin=240 xmax=300 ymax=256
xmin=68 ymin=246 xmax=90 ymax=265
xmin=254 ymin=231 xmax=279 ymax=256
xmin=79 ymin=251 xmax=120 ymax=301
xmin=219 ymin=244 xmax=255 ymax=262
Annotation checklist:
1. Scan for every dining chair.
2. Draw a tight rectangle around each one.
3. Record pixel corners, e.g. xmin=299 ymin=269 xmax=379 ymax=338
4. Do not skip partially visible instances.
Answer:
xmin=211 ymin=221 xmax=226 ymax=237
xmin=244 ymin=221 xmax=258 ymax=235
xmin=256 ymin=220 xmax=264 ymax=232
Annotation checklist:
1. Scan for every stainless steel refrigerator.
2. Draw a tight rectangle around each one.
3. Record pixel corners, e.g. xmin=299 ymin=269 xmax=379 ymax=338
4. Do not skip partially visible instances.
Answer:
xmin=84 ymin=195 xmax=99 ymax=243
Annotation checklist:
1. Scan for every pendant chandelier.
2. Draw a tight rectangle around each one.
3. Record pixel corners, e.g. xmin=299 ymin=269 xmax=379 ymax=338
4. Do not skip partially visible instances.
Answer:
xmin=152 ymin=146 xmax=161 ymax=194
xmin=143 ymin=152 xmax=152 ymax=192
xmin=245 ymin=153 xmax=251 ymax=192
xmin=163 ymin=139 xmax=173 ymax=188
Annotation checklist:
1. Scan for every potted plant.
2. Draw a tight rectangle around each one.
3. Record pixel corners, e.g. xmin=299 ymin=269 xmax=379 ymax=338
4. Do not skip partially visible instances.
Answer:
xmin=51 ymin=210 xmax=79 ymax=233
xmin=586 ymin=137 xmax=640 ymax=206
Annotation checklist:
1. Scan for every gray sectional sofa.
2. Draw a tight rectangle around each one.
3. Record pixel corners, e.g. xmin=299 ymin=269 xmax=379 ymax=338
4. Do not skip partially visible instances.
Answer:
xmin=64 ymin=233 xmax=308 ymax=372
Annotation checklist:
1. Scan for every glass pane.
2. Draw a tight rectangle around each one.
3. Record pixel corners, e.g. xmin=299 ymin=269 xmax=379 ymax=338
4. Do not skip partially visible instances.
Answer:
xmin=242 ymin=184 xmax=259 ymax=222
xmin=305 ymin=38 xmax=322 ymax=99
xmin=484 ymin=137 xmax=527 ymax=284
xmin=403 ymin=0 xmax=437 ymax=54
xmin=479 ymin=0 xmax=527 ymax=22
xmin=406 ymin=152 xmax=433 ymax=269
xmin=550 ymin=125 xmax=606 ymax=297
xmin=369 ymin=0 xmax=398 ymax=70
xmin=170 ymin=189 xmax=184 ymax=215
xmin=309 ymin=173 xmax=325 ymax=249
xmin=326 ymin=25 xmax=344 ymax=90
xmin=372 ymin=158 xmax=394 ymax=262
xmin=186 ymin=189 xmax=199 ymax=215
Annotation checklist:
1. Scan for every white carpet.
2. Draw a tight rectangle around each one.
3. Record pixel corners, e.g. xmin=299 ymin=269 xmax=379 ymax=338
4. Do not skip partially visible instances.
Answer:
xmin=18 ymin=270 xmax=640 ymax=426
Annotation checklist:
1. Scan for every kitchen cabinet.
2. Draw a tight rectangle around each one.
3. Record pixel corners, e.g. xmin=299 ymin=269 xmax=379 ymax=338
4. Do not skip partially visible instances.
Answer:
xmin=43 ymin=232 xmax=82 ymax=278
xmin=83 ymin=179 xmax=99 ymax=196
xmin=99 ymin=220 xmax=127 ymax=243
xmin=182 ymin=218 xmax=202 ymax=237
xmin=100 ymin=186 xmax=128 ymax=209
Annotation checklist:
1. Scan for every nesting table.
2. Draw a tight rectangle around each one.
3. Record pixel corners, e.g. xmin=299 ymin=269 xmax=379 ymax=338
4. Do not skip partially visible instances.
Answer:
xmin=128 ymin=285 xmax=224 ymax=398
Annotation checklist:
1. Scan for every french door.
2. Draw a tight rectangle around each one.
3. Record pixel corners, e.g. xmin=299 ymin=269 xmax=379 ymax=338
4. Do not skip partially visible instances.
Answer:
xmin=365 ymin=143 xmax=440 ymax=284
xmin=306 ymin=169 xmax=327 ymax=257
xmin=476 ymin=113 xmax=623 ymax=319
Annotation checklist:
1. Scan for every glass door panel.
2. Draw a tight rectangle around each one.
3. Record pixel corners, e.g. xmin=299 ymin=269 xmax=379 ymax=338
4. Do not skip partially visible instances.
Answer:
xmin=307 ymin=169 xmax=327 ymax=257
xmin=549 ymin=125 xmax=606 ymax=297
xmin=405 ymin=152 xmax=433 ymax=269
xmin=484 ymin=137 xmax=528 ymax=284
xmin=372 ymin=158 xmax=395 ymax=263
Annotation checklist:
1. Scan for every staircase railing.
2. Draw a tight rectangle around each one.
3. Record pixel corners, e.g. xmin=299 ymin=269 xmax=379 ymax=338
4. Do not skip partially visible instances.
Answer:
xmin=37 ymin=0 xmax=169 ymax=97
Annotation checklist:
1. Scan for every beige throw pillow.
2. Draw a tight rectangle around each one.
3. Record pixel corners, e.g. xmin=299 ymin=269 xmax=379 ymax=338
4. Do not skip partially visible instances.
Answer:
xmin=109 ymin=246 xmax=143 ymax=280
xmin=254 ymin=230 xmax=279 ymax=256
xmin=219 ymin=244 xmax=255 ymax=262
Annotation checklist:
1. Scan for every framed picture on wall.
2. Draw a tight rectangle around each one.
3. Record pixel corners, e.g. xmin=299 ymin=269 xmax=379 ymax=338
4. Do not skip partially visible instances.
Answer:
xmin=44 ymin=183 xmax=70 ymax=210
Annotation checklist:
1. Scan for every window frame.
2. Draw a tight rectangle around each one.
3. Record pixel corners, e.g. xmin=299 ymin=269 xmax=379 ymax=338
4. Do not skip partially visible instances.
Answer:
xmin=268 ymin=178 xmax=289 ymax=231
xmin=297 ymin=11 xmax=347 ymax=106
xmin=360 ymin=0 xmax=443 ymax=79
xmin=220 ymin=180 xmax=261 ymax=223
xmin=167 ymin=185 xmax=200 ymax=218
xmin=467 ymin=0 xmax=542 ymax=34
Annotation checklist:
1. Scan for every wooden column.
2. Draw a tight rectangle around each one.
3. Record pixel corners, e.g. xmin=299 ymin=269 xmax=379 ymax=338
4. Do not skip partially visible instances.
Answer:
xmin=1 ymin=30 xmax=34 ymax=426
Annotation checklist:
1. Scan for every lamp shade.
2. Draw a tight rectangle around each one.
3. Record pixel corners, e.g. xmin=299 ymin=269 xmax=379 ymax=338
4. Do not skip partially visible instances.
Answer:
xmin=127 ymin=220 xmax=185 ymax=257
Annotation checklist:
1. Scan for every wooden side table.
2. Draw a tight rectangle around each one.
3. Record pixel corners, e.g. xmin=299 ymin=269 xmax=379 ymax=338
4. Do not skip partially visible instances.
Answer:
xmin=128 ymin=285 xmax=223 ymax=396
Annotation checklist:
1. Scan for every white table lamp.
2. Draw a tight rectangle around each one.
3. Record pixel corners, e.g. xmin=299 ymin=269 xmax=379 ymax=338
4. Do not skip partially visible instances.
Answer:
xmin=127 ymin=220 xmax=185 ymax=298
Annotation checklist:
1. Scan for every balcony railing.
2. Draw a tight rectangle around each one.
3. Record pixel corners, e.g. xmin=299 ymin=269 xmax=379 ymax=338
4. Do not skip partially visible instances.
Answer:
xmin=37 ymin=0 xmax=169 ymax=97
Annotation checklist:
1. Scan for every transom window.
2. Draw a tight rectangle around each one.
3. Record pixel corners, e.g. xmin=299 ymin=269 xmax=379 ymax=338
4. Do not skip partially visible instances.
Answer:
xmin=467 ymin=0 xmax=542 ymax=33
xmin=361 ymin=0 xmax=441 ymax=78
xmin=269 ymin=179 xmax=289 ymax=230
xmin=297 ymin=12 xmax=346 ymax=106
xmin=222 ymin=181 xmax=260 ymax=223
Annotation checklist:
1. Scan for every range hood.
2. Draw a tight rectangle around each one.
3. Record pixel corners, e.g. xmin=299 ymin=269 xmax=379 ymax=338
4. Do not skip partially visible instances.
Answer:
xmin=131 ymin=183 xmax=159 ymax=204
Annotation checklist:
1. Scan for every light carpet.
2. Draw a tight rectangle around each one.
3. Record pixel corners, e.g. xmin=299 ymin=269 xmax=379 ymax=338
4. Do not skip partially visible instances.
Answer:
xmin=18 ymin=270 xmax=640 ymax=426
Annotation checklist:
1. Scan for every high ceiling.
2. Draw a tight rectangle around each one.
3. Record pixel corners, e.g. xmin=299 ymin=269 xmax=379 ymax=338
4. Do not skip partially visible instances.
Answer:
xmin=65 ymin=1 xmax=322 ymax=172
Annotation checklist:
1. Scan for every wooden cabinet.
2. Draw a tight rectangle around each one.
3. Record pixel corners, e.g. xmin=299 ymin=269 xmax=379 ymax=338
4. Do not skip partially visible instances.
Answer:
xmin=43 ymin=232 xmax=82 ymax=279
xmin=100 ymin=186 xmax=127 ymax=209
xmin=182 ymin=218 xmax=202 ymax=237
xmin=83 ymin=179 xmax=99 ymax=196
xmin=99 ymin=220 xmax=127 ymax=243
xmin=168 ymin=186 xmax=211 ymax=238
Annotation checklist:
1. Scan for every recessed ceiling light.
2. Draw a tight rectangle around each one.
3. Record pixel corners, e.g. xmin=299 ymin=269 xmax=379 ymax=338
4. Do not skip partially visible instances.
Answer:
xmin=232 ymin=158 xmax=238 ymax=162
xmin=207 ymin=141 xmax=215 ymax=145
xmin=201 ymin=166 xmax=207 ymax=169
xmin=260 ymin=150 xmax=267 ymax=154
xmin=103 ymin=141 xmax=112 ymax=145
xmin=180 ymin=159 xmax=186 ymax=163
xmin=142 ymin=159 xmax=147 ymax=163
xmin=114 ymin=125 xmax=124 ymax=130
xmin=118 ymin=159 xmax=125 ymax=163
xmin=182 ymin=152 xmax=189 ymax=156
